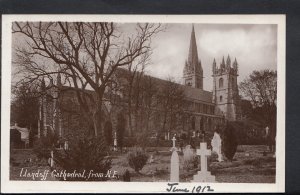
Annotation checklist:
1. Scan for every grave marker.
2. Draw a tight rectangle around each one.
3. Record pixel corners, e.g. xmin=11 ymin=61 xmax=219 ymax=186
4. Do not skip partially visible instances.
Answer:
xmin=191 ymin=142 xmax=215 ymax=182
xmin=211 ymin=132 xmax=223 ymax=162
xmin=170 ymin=136 xmax=179 ymax=182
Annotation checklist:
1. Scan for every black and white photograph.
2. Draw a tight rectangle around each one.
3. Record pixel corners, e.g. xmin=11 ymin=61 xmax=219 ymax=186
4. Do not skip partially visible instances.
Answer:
xmin=1 ymin=15 xmax=285 ymax=193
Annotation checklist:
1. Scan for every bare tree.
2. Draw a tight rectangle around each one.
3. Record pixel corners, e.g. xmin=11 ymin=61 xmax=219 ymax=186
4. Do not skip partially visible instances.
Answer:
xmin=141 ymin=75 xmax=158 ymax=132
xmin=13 ymin=22 xmax=162 ymax=137
xmin=239 ymin=70 xmax=277 ymax=146
xmin=158 ymin=77 xmax=185 ymax=137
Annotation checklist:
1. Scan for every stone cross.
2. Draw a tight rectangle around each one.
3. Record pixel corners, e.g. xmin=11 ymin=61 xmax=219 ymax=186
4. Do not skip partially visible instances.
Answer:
xmin=198 ymin=143 xmax=210 ymax=172
xmin=172 ymin=136 xmax=176 ymax=148
xmin=191 ymin=142 xmax=215 ymax=182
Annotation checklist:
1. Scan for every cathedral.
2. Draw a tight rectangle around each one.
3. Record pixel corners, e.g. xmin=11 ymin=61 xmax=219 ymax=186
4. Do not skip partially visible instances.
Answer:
xmin=37 ymin=26 xmax=241 ymax=140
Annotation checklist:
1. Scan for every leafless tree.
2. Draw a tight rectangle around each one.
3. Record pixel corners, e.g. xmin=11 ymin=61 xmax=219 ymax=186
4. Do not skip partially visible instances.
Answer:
xmin=13 ymin=22 xmax=162 ymax=137
xmin=239 ymin=69 xmax=277 ymax=143
xmin=141 ymin=75 xmax=158 ymax=133
xmin=158 ymin=77 xmax=185 ymax=137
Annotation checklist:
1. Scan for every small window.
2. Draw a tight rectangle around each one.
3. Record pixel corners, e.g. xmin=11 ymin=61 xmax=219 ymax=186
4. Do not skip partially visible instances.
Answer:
xmin=220 ymin=95 xmax=223 ymax=102
xmin=219 ymin=78 xmax=223 ymax=88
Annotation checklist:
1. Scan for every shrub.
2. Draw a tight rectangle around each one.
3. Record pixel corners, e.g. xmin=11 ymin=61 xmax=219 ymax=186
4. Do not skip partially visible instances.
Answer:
xmin=127 ymin=147 xmax=149 ymax=173
xmin=117 ymin=113 xmax=126 ymax=151
xmin=33 ymin=131 xmax=59 ymax=160
xmin=104 ymin=121 xmax=113 ymax=146
xmin=123 ymin=137 xmax=137 ymax=147
xmin=222 ymin=122 xmax=238 ymax=161
xmin=208 ymin=151 xmax=219 ymax=163
xmin=54 ymin=135 xmax=112 ymax=181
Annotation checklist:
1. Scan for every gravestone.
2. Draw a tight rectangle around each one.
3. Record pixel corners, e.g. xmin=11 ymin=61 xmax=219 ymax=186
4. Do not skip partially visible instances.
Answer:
xmin=265 ymin=126 xmax=269 ymax=137
xmin=48 ymin=150 xmax=54 ymax=168
xmin=191 ymin=142 xmax=215 ymax=182
xmin=113 ymin=132 xmax=117 ymax=151
xmin=183 ymin=145 xmax=194 ymax=162
xmin=148 ymin=154 xmax=154 ymax=163
xmin=170 ymin=136 xmax=179 ymax=182
xmin=64 ymin=141 xmax=69 ymax=150
xmin=211 ymin=132 xmax=223 ymax=162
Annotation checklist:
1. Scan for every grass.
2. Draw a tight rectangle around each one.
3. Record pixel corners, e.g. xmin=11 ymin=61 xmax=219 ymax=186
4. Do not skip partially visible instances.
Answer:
xmin=10 ymin=145 xmax=276 ymax=183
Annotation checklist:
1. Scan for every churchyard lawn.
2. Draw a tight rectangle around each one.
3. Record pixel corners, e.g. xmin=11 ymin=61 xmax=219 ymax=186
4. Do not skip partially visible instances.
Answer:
xmin=10 ymin=145 xmax=275 ymax=182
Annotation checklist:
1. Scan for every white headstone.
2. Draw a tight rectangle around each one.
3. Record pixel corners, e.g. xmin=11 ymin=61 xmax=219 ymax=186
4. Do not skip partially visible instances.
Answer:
xmin=113 ymin=132 xmax=117 ymax=151
xmin=48 ymin=150 xmax=54 ymax=168
xmin=64 ymin=141 xmax=69 ymax=150
xmin=148 ymin=154 xmax=154 ymax=163
xmin=265 ymin=126 xmax=269 ymax=137
xmin=170 ymin=151 xmax=179 ymax=182
xmin=191 ymin=142 xmax=215 ymax=182
xmin=211 ymin=132 xmax=223 ymax=162
xmin=183 ymin=145 xmax=194 ymax=162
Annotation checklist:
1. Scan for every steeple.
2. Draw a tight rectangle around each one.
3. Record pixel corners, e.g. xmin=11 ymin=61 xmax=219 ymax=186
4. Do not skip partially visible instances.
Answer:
xmin=220 ymin=56 xmax=225 ymax=69
xmin=212 ymin=58 xmax=216 ymax=74
xmin=183 ymin=25 xmax=203 ymax=89
xmin=226 ymin=55 xmax=231 ymax=69
xmin=188 ymin=25 xmax=199 ymax=66
xmin=233 ymin=57 xmax=238 ymax=72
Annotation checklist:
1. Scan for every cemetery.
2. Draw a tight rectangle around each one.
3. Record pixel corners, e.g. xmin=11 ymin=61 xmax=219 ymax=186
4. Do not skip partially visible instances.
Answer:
xmin=10 ymin=127 xmax=276 ymax=183
xmin=10 ymin=22 xmax=277 ymax=184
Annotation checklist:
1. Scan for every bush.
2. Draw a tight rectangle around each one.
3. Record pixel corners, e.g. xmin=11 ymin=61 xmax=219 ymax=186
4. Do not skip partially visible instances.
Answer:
xmin=117 ymin=113 xmax=126 ymax=151
xmin=222 ymin=122 xmax=238 ymax=161
xmin=123 ymin=137 xmax=137 ymax=147
xmin=104 ymin=121 xmax=113 ymax=146
xmin=54 ymin=135 xmax=112 ymax=181
xmin=127 ymin=147 xmax=149 ymax=173
xmin=208 ymin=151 xmax=219 ymax=163
xmin=33 ymin=131 xmax=59 ymax=160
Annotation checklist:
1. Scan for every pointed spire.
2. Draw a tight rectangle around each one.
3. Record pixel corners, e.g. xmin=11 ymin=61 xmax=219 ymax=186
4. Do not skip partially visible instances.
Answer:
xmin=226 ymin=54 xmax=231 ymax=68
xmin=233 ymin=57 xmax=238 ymax=71
xmin=212 ymin=58 xmax=216 ymax=74
xmin=221 ymin=56 xmax=225 ymax=69
xmin=188 ymin=25 xmax=199 ymax=66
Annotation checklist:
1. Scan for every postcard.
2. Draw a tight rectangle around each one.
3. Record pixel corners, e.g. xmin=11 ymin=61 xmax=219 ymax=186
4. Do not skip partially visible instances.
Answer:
xmin=1 ymin=14 xmax=285 ymax=193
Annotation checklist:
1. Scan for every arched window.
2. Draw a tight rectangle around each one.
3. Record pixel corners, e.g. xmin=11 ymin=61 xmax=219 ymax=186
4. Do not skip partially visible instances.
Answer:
xmin=220 ymin=95 xmax=223 ymax=102
xmin=219 ymin=78 xmax=223 ymax=88
xmin=231 ymin=78 xmax=235 ymax=88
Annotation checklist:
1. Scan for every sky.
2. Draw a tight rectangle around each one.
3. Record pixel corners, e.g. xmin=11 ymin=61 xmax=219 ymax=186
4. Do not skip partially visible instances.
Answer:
xmin=142 ymin=23 xmax=277 ymax=91
xmin=12 ymin=22 xmax=277 ymax=92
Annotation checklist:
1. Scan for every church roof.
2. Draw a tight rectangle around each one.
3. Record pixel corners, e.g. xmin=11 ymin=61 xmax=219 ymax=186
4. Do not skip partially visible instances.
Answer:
xmin=183 ymin=86 xmax=213 ymax=104
xmin=134 ymin=71 xmax=213 ymax=104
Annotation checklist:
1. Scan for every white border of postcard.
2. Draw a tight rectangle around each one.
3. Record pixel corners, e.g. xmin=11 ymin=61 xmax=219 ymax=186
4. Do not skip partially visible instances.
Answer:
xmin=1 ymin=14 xmax=285 ymax=193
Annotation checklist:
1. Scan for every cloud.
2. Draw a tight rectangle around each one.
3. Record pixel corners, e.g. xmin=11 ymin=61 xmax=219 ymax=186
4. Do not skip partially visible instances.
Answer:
xmin=147 ymin=23 xmax=277 ymax=91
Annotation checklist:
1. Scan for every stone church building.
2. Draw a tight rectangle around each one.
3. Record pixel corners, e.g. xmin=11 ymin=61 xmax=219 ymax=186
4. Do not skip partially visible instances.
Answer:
xmin=37 ymin=26 xmax=241 ymax=140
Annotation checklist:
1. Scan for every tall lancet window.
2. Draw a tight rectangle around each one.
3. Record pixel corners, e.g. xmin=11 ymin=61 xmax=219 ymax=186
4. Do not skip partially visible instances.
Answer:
xmin=219 ymin=78 xmax=224 ymax=88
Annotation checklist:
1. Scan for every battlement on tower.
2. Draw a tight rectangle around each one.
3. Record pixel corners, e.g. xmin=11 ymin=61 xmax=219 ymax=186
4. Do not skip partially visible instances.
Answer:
xmin=212 ymin=55 xmax=238 ymax=76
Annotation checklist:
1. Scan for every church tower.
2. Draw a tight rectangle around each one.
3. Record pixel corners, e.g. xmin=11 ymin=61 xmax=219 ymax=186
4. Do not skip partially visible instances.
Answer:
xmin=212 ymin=55 xmax=241 ymax=121
xmin=183 ymin=25 xmax=203 ymax=89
